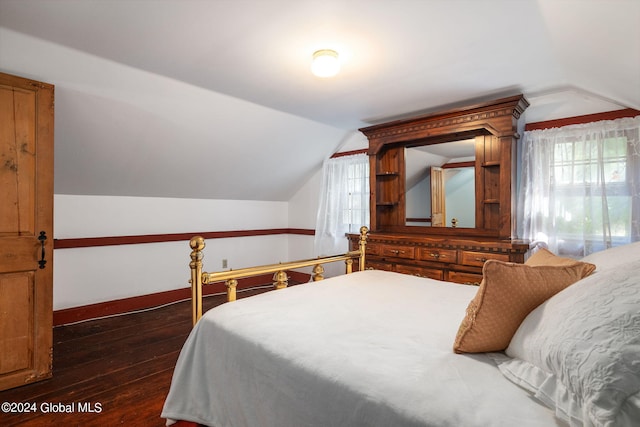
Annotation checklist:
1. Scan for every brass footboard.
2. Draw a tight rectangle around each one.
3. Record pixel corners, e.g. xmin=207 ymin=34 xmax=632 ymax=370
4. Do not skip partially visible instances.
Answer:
xmin=188 ymin=226 xmax=368 ymax=325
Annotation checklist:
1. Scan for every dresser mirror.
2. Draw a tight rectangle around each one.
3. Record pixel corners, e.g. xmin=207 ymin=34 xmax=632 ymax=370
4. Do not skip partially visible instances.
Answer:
xmin=351 ymin=95 xmax=530 ymax=284
xmin=362 ymin=94 xmax=529 ymax=239
xmin=405 ymin=139 xmax=476 ymax=228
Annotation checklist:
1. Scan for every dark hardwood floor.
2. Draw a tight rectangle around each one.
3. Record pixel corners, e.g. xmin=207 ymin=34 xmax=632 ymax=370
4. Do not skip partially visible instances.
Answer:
xmin=0 ymin=287 xmax=273 ymax=426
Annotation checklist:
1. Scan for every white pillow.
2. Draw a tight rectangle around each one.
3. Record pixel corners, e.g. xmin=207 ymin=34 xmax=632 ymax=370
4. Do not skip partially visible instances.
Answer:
xmin=580 ymin=241 xmax=640 ymax=271
xmin=492 ymin=252 xmax=640 ymax=427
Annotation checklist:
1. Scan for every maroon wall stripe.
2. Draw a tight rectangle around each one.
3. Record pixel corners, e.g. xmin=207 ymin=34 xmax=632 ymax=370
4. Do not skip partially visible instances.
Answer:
xmin=54 ymin=228 xmax=315 ymax=249
xmin=441 ymin=161 xmax=474 ymax=169
xmin=525 ymin=108 xmax=639 ymax=131
xmin=330 ymin=149 xmax=368 ymax=158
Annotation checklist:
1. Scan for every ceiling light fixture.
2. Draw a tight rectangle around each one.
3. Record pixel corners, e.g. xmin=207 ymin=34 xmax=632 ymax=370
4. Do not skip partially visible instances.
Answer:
xmin=311 ymin=49 xmax=340 ymax=78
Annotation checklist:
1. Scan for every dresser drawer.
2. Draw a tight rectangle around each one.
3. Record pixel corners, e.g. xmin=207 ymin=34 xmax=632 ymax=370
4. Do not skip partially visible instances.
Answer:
xmin=366 ymin=243 xmax=381 ymax=256
xmin=380 ymin=245 xmax=415 ymax=259
xmin=459 ymin=250 xmax=510 ymax=267
xmin=417 ymin=248 xmax=457 ymax=263
xmin=365 ymin=260 xmax=393 ymax=271
xmin=395 ymin=264 xmax=444 ymax=280
xmin=448 ymin=271 xmax=483 ymax=286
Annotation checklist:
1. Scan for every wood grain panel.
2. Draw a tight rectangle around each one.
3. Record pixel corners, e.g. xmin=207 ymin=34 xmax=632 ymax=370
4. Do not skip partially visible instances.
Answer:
xmin=0 ymin=273 xmax=33 ymax=374
xmin=0 ymin=86 xmax=36 ymax=234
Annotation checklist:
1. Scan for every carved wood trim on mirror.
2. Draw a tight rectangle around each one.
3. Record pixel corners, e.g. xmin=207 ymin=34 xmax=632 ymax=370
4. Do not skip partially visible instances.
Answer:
xmin=355 ymin=95 xmax=531 ymax=284
xmin=360 ymin=94 xmax=529 ymax=239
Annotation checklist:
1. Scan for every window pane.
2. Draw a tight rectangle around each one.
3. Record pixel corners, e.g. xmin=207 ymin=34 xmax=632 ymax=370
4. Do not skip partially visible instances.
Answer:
xmin=554 ymin=195 xmax=630 ymax=237
xmin=342 ymin=161 xmax=370 ymax=231
xmin=554 ymin=137 xmax=628 ymax=185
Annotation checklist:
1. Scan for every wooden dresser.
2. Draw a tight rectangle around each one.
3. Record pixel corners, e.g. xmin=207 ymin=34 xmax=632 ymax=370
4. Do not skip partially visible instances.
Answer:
xmin=352 ymin=95 xmax=531 ymax=284
xmin=348 ymin=232 xmax=530 ymax=285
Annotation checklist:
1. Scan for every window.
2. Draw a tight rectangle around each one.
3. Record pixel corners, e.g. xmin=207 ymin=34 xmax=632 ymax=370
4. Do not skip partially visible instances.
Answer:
xmin=314 ymin=154 xmax=369 ymax=256
xmin=551 ymin=136 xmax=631 ymax=253
xmin=520 ymin=116 xmax=640 ymax=257
xmin=343 ymin=159 xmax=370 ymax=233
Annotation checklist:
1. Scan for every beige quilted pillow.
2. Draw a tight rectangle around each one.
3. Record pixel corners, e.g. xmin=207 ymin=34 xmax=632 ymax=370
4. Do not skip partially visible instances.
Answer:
xmin=453 ymin=257 xmax=595 ymax=353
xmin=525 ymin=247 xmax=585 ymax=267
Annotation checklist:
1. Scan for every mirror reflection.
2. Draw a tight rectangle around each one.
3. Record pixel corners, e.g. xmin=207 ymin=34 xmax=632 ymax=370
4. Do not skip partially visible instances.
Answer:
xmin=405 ymin=139 xmax=476 ymax=227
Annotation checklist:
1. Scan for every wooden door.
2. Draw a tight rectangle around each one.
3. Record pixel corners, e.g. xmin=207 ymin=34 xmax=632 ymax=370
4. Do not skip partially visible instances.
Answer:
xmin=0 ymin=72 xmax=54 ymax=390
xmin=430 ymin=166 xmax=445 ymax=227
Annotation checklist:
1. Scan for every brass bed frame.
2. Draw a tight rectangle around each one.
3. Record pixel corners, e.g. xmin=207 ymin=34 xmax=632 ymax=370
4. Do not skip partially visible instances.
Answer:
xmin=188 ymin=226 xmax=369 ymax=325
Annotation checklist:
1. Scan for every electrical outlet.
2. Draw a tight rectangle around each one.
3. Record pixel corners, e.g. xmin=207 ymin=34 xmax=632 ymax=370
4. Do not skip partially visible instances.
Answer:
xmin=222 ymin=259 xmax=228 ymax=269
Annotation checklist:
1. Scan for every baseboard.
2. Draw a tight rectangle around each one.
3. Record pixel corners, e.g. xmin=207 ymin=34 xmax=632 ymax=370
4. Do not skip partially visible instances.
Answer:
xmin=53 ymin=270 xmax=311 ymax=326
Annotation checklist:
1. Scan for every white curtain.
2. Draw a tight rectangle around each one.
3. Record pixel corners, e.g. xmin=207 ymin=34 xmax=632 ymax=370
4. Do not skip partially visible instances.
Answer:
xmin=519 ymin=116 xmax=640 ymax=257
xmin=314 ymin=154 xmax=369 ymax=257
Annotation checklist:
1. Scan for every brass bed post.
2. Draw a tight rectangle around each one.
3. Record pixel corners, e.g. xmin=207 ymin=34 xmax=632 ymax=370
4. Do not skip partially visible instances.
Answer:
xmin=358 ymin=226 xmax=368 ymax=271
xmin=312 ymin=264 xmax=324 ymax=281
xmin=189 ymin=236 xmax=205 ymax=326
xmin=226 ymin=279 xmax=238 ymax=303
xmin=273 ymin=270 xmax=289 ymax=289
xmin=345 ymin=258 xmax=353 ymax=274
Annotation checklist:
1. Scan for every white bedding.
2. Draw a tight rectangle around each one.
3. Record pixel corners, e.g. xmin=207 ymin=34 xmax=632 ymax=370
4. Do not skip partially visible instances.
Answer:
xmin=162 ymin=270 xmax=562 ymax=427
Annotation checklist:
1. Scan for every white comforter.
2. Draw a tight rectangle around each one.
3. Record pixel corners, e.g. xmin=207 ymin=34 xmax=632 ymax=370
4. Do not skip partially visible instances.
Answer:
xmin=162 ymin=270 xmax=562 ymax=427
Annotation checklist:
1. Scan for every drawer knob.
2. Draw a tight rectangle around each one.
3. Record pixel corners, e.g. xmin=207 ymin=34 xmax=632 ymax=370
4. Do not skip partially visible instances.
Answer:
xmin=430 ymin=253 xmax=440 ymax=259
xmin=475 ymin=257 xmax=488 ymax=262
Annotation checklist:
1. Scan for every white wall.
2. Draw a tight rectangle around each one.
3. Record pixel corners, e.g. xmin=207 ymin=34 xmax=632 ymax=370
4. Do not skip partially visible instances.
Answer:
xmin=54 ymin=195 xmax=289 ymax=310
xmin=287 ymin=168 xmax=322 ymax=231
xmin=335 ymin=131 xmax=368 ymax=153
xmin=53 ymin=169 xmax=340 ymax=311
xmin=287 ymin=168 xmax=322 ymax=260
xmin=53 ymin=140 xmax=354 ymax=310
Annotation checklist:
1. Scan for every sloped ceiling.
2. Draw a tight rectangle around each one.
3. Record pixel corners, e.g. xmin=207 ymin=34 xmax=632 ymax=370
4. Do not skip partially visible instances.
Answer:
xmin=0 ymin=0 xmax=638 ymax=201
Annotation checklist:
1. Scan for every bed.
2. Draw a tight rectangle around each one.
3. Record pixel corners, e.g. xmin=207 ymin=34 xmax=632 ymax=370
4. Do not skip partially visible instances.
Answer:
xmin=162 ymin=234 xmax=640 ymax=427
